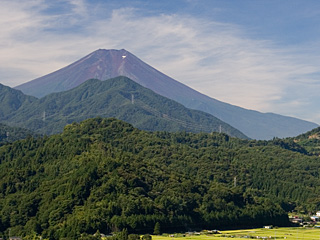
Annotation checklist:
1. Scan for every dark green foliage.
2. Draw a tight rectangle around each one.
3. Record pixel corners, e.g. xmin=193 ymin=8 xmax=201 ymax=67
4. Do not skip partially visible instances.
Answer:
xmin=0 ymin=123 xmax=35 ymax=145
xmin=153 ymin=222 xmax=161 ymax=235
xmin=0 ymin=77 xmax=247 ymax=139
xmin=2 ymin=117 xmax=320 ymax=239
xmin=128 ymin=234 xmax=141 ymax=240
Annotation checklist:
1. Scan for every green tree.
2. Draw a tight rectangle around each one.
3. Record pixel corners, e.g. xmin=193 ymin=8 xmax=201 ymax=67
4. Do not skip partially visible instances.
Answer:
xmin=153 ymin=222 xmax=161 ymax=235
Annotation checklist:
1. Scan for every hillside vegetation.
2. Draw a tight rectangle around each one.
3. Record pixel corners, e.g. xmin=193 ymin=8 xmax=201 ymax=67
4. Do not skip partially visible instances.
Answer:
xmin=0 ymin=83 xmax=36 ymax=118
xmin=1 ymin=77 xmax=247 ymax=139
xmin=1 ymin=118 xmax=320 ymax=239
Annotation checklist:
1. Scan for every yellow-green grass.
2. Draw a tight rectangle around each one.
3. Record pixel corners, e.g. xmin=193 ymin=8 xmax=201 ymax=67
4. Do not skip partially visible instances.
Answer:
xmin=153 ymin=227 xmax=320 ymax=240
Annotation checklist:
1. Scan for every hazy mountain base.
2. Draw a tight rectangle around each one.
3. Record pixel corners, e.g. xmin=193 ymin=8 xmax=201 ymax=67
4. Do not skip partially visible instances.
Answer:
xmin=2 ymin=118 xmax=320 ymax=239
xmin=1 ymin=77 xmax=247 ymax=139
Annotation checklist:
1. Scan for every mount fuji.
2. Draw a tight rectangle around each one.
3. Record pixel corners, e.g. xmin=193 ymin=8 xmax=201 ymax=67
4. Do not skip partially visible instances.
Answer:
xmin=15 ymin=49 xmax=318 ymax=139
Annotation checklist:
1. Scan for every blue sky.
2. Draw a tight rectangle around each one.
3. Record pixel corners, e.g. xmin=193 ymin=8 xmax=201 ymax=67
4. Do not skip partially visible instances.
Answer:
xmin=1 ymin=0 xmax=320 ymax=124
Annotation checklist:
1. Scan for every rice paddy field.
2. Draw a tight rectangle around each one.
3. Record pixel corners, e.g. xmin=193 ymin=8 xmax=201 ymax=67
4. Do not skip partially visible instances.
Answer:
xmin=153 ymin=227 xmax=320 ymax=240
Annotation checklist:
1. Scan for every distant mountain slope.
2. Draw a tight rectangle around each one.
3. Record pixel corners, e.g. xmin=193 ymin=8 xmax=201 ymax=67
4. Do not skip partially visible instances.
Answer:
xmin=6 ymin=77 xmax=247 ymax=138
xmin=15 ymin=49 xmax=318 ymax=139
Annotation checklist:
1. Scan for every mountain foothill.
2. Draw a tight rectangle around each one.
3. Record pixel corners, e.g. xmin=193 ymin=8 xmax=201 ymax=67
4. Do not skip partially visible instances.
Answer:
xmin=0 ymin=77 xmax=246 ymax=139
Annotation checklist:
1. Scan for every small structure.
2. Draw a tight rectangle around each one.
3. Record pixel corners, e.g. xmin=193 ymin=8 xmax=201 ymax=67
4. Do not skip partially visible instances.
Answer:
xmin=316 ymin=211 xmax=320 ymax=217
xmin=290 ymin=216 xmax=303 ymax=224
xmin=311 ymin=216 xmax=319 ymax=222
xmin=185 ymin=232 xmax=201 ymax=236
xmin=264 ymin=225 xmax=273 ymax=229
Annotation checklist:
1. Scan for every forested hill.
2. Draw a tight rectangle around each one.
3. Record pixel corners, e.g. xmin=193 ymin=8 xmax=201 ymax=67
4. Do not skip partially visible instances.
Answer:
xmin=0 ymin=83 xmax=36 ymax=118
xmin=1 ymin=118 xmax=320 ymax=239
xmin=1 ymin=77 xmax=247 ymax=139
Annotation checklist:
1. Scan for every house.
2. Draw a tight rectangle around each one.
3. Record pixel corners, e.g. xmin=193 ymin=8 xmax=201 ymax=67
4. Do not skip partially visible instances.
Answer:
xmin=207 ymin=230 xmax=221 ymax=234
xmin=316 ymin=211 xmax=320 ymax=217
xmin=290 ymin=217 xmax=303 ymax=224
xmin=264 ymin=226 xmax=273 ymax=229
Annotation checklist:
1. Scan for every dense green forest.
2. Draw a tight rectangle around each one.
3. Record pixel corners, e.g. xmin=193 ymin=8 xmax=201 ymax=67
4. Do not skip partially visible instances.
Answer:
xmin=0 ymin=118 xmax=320 ymax=239
xmin=0 ymin=77 xmax=247 ymax=139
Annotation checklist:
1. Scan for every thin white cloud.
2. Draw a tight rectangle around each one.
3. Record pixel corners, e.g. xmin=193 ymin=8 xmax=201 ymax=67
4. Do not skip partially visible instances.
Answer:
xmin=0 ymin=2 xmax=319 ymax=124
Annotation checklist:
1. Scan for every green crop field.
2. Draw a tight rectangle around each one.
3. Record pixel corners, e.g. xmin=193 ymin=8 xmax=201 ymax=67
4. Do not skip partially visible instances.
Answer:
xmin=152 ymin=228 xmax=320 ymax=240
